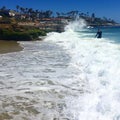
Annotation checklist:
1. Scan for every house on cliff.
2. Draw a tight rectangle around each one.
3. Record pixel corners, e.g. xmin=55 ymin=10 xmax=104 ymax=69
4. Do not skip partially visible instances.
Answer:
xmin=0 ymin=10 xmax=15 ymax=17
xmin=38 ymin=18 xmax=69 ymax=32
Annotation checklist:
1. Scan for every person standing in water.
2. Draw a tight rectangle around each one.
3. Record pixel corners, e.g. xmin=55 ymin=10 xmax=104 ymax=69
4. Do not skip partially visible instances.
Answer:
xmin=95 ymin=29 xmax=102 ymax=38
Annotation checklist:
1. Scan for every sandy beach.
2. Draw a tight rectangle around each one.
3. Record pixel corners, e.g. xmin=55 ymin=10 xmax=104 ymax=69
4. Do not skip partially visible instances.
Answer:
xmin=0 ymin=41 xmax=23 ymax=54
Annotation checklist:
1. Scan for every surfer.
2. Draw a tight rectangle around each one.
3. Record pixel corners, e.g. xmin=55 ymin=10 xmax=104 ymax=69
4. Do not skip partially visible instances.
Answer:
xmin=95 ymin=29 xmax=102 ymax=38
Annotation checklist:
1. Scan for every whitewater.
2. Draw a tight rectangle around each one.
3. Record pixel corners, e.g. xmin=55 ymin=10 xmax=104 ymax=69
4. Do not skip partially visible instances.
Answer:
xmin=0 ymin=20 xmax=120 ymax=120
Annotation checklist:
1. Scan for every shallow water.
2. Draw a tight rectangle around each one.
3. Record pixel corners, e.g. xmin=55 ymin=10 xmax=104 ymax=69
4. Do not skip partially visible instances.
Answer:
xmin=0 ymin=41 xmax=23 ymax=54
xmin=0 ymin=40 xmax=87 ymax=120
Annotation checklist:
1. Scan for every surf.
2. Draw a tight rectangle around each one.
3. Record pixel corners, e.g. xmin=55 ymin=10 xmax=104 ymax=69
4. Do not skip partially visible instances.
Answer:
xmin=0 ymin=19 xmax=120 ymax=120
xmin=44 ymin=19 xmax=120 ymax=120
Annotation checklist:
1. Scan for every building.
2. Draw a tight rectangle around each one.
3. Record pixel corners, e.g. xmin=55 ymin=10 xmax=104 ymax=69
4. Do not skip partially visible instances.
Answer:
xmin=0 ymin=10 xmax=15 ymax=17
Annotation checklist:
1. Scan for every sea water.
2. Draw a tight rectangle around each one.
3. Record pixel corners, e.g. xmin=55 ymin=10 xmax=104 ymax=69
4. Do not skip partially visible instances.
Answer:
xmin=0 ymin=20 xmax=120 ymax=120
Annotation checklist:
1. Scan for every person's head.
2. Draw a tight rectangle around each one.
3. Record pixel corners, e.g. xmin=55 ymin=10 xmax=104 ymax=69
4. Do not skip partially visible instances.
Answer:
xmin=98 ymin=28 xmax=100 ymax=31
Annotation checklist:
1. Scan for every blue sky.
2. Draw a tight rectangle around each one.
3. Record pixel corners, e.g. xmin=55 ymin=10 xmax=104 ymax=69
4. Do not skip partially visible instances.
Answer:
xmin=0 ymin=0 xmax=120 ymax=22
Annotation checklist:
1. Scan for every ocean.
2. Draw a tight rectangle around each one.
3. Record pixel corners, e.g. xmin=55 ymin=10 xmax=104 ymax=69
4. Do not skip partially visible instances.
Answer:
xmin=0 ymin=19 xmax=120 ymax=120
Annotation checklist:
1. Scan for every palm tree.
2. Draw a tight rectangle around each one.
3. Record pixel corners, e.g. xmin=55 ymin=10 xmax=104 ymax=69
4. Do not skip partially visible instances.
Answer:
xmin=47 ymin=10 xmax=53 ymax=18
xmin=87 ymin=12 xmax=89 ymax=17
xmin=56 ymin=12 xmax=60 ymax=18
xmin=25 ymin=8 xmax=28 ymax=14
xmin=28 ymin=8 xmax=34 ymax=20
xmin=28 ymin=8 xmax=33 ymax=15
xmin=91 ymin=13 xmax=95 ymax=22
xmin=35 ymin=9 xmax=39 ymax=18
xmin=20 ymin=7 xmax=25 ymax=14
xmin=1 ymin=6 xmax=6 ymax=11
xmin=16 ymin=5 xmax=19 ymax=12
xmin=91 ymin=13 xmax=95 ymax=18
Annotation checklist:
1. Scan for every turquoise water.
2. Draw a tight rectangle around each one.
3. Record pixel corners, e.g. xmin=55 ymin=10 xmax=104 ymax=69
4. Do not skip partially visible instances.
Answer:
xmin=89 ymin=27 xmax=120 ymax=43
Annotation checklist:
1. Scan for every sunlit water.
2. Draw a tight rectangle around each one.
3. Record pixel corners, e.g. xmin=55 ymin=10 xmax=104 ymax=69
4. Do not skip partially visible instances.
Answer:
xmin=0 ymin=20 xmax=120 ymax=120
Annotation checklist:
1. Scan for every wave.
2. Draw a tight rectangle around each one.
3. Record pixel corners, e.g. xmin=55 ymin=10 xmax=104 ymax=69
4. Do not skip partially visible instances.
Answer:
xmin=0 ymin=19 xmax=120 ymax=120
xmin=44 ymin=19 xmax=120 ymax=120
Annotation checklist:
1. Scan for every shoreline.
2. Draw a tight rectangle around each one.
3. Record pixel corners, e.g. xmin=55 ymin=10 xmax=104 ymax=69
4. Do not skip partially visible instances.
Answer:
xmin=0 ymin=40 xmax=23 ymax=54
xmin=88 ymin=24 xmax=120 ymax=27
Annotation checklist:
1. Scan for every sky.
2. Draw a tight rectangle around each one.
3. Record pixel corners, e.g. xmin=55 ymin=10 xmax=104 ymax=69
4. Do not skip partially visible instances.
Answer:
xmin=0 ymin=0 xmax=120 ymax=22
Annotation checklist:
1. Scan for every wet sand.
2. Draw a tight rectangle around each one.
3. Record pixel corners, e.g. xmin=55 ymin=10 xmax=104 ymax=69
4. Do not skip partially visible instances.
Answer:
xmin=0 ymin=40 xmax=23 ymax=54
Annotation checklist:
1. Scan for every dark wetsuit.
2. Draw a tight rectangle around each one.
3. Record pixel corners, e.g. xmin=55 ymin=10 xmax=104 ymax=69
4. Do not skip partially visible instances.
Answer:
xmin=96 ymin=31 xmax=102 ymax=38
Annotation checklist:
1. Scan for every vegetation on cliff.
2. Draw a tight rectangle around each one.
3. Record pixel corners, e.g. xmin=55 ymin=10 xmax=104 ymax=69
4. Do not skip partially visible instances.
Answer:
xmin=0 ymin=22 xmax=46 ymax=41
xmin=0 ymin=28 xmax=46 ymax=41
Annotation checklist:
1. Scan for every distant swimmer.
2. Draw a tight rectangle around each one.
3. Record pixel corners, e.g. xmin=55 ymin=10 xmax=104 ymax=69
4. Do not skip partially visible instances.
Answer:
xmin=95 ymin=29 xmax=102 ymax=38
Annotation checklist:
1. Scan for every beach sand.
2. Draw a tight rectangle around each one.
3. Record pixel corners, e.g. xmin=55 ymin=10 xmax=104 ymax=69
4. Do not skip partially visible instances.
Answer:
xmin=0 ymin=40 xmax=23 ymax=54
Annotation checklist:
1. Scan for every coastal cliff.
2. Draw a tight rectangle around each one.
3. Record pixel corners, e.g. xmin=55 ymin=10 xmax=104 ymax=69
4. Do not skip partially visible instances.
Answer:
xmin=0 ymin=7 xmax=119 ymax=40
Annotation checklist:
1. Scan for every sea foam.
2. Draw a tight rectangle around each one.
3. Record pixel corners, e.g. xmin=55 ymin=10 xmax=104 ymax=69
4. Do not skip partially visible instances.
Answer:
xmin=44 ymin=19 xmax=120 ymax=120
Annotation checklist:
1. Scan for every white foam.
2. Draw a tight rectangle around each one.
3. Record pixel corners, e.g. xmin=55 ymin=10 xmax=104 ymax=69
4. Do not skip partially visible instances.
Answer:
xmin=44 ymin=19 xmax=120 ymax=120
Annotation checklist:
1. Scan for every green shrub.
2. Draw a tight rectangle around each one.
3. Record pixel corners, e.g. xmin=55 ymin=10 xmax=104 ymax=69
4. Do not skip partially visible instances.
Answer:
xmin=0 ymin=28 xmax=46 ymax=41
